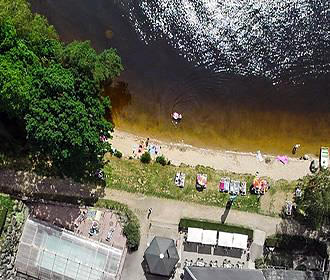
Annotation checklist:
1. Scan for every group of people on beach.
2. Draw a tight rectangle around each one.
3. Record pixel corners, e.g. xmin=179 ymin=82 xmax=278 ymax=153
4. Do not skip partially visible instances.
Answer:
xmin=132 ymin=137 xmax=161 ymax=159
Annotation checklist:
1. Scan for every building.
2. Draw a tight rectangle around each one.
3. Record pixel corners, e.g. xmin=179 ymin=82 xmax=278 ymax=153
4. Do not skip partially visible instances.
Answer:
xmin=15 ymin=218 xmax=126 ymax=280
xmin=184 ymin=267 xmax=324 ymax=280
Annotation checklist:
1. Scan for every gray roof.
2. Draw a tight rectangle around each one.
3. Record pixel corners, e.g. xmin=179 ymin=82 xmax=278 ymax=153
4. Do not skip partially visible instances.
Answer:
xmin=184 ymin=267 xmax=265 ymax=280
xmin=144 ymin=237 xmax=179 ymax=276
xmin=263 ymin=269 xmax=324 ymax=280
xmin=184 ymin=267 xmax=324 ymax=280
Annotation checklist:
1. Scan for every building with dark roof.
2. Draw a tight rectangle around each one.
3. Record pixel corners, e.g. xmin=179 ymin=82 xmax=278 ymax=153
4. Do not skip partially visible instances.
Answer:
xmin=184 ymin=267 xmax=265 ymax=280
xmin=144 ymin=236 xmax=179 ymax=277
xmin=184 ymin=267 xmax=324 ymax=280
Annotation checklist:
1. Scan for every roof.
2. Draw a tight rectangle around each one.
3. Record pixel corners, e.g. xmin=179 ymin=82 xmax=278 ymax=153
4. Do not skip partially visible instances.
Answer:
xmin=184 ymin=267 xmax=265 ymax=280
xmin=144 ymin=236 xmax=179 ymax=276
xmin=232 ymin=233 xmax=248 ymax=250
xmin=187 ymin=227 xmax=203 ymax=243
xmin=262 ymin=269 xmax=324 ymax=280
xmin=15 ymin=218 xmax=124 ymax=280
xmin=218 ymin=231 xmax=234 ymax=247
xmin=201 ymin=230 xmax=217 ymax=245
xmin=184 ymin=267 xmax=324 ymax=280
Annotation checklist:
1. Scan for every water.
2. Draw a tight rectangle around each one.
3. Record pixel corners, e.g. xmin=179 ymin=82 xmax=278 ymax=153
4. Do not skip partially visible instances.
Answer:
xmin=30 ymin=0 xmax=330 ymax=155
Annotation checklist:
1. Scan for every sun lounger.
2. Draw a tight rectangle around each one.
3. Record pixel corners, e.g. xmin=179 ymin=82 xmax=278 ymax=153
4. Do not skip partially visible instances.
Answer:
xmin=229 ymin=180 xmax=235 ymax=194
xmin=285 ymin=201 xmax=293 ymax=216
xmin=175 ymin=172 xmax=186 ymax=188
xmin=219 ymin=178 xmax=225 ymax=192
xmin=106 ymin=228 xmax=115 ymax=242
xmin=196 ymin=174 xmax=207 ymax=190
xmin=233 ymin=181 xmax=240 ymax=195
xmin=240 ymin=181 xmax=247 ymax=195
xmin=320 ymin=147 xmax=329 ymax=170
xmin=224 ymin=178 xmax=230 ymax=192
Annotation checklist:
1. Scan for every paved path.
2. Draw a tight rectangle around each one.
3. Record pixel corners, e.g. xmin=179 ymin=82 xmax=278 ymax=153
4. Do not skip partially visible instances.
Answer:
xmin=106 ymin=189 xmax=283 ymax=279
xmin=105 ymin=189 xmax=282 ymax=236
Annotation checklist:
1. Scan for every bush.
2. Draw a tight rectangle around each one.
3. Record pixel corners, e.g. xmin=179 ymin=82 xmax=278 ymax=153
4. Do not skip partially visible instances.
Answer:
xmin=156 ymin=155 xmax=167 ymax=166
xmin=95 ymin=199 xmax=141 ymax=251
xmin=114 ymin=150 xmax=122 ymax=159
xmin=123 ymin=222 xmax=140 ymax=251
xmin=255 ymin=257 xmax=268 ymax=269
xmin=179 ymin=218 xmax=253 ymax=239
xmin=140 ymin=152 xmax=151 ymax=164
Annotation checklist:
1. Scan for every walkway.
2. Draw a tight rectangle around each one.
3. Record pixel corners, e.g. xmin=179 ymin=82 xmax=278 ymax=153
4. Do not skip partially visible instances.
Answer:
xmin=105 ymin=189 xmax=282 ymax=279
xmin=105 ymin=189 xmax=282 ymax=236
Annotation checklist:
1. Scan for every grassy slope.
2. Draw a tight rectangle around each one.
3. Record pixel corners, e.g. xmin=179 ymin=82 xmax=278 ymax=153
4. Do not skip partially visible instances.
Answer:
xmin=104 ymin=157 xmax=296 ymax=214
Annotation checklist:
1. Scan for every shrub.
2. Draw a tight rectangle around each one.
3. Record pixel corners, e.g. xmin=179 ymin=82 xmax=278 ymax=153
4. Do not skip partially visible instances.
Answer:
xmin=156 ymin=155 xmax=167 ymax=166
xmin=140 ymin=152 xmax=151 ymax=164
xmin=114 ymin=150 xmax=122 ymax=159
xmin=123 ymin=222 xmax=140 ymax=251
xmin=255 ymin=257 xmax=268 ymax=269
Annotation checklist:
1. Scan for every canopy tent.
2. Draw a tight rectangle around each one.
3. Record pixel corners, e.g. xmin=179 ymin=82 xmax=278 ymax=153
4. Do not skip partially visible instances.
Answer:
xmin=187 ymin=227 xmax=203 ymax=243
xmin=144 ymin=237 xmax=179 ymax=276
xmin=217 ymin=232 xmax=234 ymax=248
xmin=201 ymin=230 xmax=217 ymax=245
xmin=232 ymin=233 xmax=248 ymax=250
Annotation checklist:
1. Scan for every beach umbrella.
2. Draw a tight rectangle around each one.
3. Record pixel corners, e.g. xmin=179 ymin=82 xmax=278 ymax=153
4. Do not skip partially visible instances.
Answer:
xmin=144 ymin=237 xmax=179 ymax=276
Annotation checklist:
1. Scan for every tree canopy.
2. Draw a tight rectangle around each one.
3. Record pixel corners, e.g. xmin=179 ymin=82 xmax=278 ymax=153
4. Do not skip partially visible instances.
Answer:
xmin=296 ymin=169 xmax=330 ymax=230
xmin=0 ymin=0 xmax=123 ymax=179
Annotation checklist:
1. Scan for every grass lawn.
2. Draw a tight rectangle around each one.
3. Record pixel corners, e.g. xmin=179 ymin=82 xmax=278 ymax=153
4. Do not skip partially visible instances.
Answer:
xmin=104 ymin=157 xmax=295 ymax=214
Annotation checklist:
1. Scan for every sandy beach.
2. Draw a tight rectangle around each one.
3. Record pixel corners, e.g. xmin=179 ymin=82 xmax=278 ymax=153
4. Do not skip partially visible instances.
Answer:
xmin=111 ymin=130 xmax=315 ymax=181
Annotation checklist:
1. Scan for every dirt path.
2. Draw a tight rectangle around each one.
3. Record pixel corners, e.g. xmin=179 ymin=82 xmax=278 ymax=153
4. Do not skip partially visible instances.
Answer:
xmin=111 ymin=130 xmax=313 ymax=181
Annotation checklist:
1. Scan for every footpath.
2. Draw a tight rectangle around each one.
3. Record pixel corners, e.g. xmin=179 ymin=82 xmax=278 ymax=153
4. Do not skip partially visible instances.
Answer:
xmin=105 ymin=189 xmax=282 ymax=235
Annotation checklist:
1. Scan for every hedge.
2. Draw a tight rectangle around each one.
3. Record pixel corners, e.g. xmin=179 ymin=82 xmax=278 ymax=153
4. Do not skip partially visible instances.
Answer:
xmin=95 ymin=199 xmax=140 ymax=251
xmin=179 ymin=218 xmax=254 ymax=239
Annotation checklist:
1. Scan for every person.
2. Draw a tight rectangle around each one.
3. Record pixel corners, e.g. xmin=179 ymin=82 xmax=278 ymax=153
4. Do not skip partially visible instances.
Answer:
xmin=147 ymin=207 xmax=152 ymax=219
xmin=146 ymin=137 xmax=150 ymax=147
xmin=292 ymin=144 xmax=300 ymax=154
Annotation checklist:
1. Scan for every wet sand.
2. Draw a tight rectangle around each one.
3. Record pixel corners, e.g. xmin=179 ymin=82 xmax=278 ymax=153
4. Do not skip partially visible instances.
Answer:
xmin=111 ymin=130 xmax=314 ymax=181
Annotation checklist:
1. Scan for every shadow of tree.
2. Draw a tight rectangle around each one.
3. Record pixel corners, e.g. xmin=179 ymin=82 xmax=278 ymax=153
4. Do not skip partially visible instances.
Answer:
xmin=28 ymin=202 xmax=81 ymax=231
xmin=0 ymin=169 xmax=105 ymax=201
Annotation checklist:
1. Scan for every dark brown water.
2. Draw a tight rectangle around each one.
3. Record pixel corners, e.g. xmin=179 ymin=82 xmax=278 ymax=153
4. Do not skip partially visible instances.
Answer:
xmin=30 ymin=0 xmax=330 ymax=155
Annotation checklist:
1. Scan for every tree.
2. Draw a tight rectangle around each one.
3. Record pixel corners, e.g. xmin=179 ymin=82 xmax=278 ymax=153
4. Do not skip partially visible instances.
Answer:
xmin=296 ymin=169 xmax=330 ymax=229
xmin=0 ymin=13 xmax=123 ymax=179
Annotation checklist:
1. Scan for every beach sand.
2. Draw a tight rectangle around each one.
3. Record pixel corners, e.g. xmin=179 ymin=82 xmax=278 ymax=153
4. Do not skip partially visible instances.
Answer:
xmin=111 ymin=130 xmax=315 ymax=181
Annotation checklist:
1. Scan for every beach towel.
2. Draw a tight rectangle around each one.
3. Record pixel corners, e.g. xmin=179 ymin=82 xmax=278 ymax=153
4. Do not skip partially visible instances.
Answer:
xmin=276 ymin=155 xmax=288 ymax=164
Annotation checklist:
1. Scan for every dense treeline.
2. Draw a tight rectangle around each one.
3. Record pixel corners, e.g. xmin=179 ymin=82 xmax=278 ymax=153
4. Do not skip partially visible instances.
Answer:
xmin=0 ymin=0 xmax=123 ymax=179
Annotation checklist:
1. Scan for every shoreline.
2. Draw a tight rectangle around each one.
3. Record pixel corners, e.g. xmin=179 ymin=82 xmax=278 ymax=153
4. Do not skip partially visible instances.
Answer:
xmin=111 ymin=129 xmax=315 ymax=181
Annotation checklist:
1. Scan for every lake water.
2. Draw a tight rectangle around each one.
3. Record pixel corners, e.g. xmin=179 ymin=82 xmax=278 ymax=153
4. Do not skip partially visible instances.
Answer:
xmin=30 ymin=0 xmax=330 ymax=155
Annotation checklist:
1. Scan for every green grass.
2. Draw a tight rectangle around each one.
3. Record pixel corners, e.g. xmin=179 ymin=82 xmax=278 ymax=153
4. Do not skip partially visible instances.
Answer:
xmin=0 ymin=195 xmax=14 ymax=237
xmin=179 ymin=218 xmax=253 ymax=239
xmin=104 ymin=157 xmax=295 ymax=214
